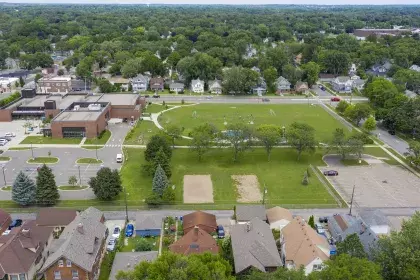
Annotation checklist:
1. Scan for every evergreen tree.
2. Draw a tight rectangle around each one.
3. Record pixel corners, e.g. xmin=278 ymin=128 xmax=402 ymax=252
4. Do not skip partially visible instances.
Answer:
xmin=145 ymin=134 xmax=172 ymax=162
xmin=88 ymin=167 xmax=122 ymax=200
xmin=152 ymin=147 xmax=171 ymax=178
xmin=36 ymin=164 xmax=59 ymax=206
xmin=19 ymin=76 xmax=25 ymax=87
xmin=12 ymin=171 xmax=36 ymax=206
xmin=308 ymin=215 xmax=315 ymax=229
xmin=302 ymin=171 xmax=309 ymax=185
xmin=152 ymin=164 xmax=168 ymax=196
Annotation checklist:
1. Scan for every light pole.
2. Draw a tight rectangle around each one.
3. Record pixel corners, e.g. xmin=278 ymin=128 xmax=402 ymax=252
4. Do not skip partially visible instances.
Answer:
xmin=282 ymin=125 xmax=286 ymax=142
xmin=30 ymin=142 xmax=34 ymax=159
xmin=124 ymin=187 xmax=129 ymax=223
xmin=349 ymin=184 xmax=356 ymax=215
xmin=1 ymin=165 xmax=6 ymax=187
xmin=95 ymin=138 xmax=98 ymax=160
xmin=75 ymin=165 xmax=81 ymax=187
xmin=262 ymin=184 xmax=268 ymax=205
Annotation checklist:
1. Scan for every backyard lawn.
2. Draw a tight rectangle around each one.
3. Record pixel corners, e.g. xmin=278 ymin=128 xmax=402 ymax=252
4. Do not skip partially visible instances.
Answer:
xmin=120 ymin=236 xmax=160 ymax=252
xmin=121 ymin=147 xmax=339 ymax=208
xmin=20 ymin=136 xmax=81 ymax=145
xmin=158 ymin=104 xmax=348 ymax=141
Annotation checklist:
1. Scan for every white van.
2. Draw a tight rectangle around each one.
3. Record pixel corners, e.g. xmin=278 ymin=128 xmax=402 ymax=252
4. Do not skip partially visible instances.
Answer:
xmin=116 ymin=154 xmax=123 ymax=163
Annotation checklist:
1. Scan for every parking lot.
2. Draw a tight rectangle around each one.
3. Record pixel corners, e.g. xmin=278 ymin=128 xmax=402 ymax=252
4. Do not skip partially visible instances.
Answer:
xmin=0 ymin=120 xmax=42 ymax=148
xmin=321 ymin=157 xmax=420 ymax=208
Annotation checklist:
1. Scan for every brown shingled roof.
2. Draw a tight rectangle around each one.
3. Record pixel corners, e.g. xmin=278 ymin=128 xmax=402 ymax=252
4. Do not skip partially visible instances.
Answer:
xmin=0 ymin=209 xmax=11 ymax=231
xmin=183 ymin=211 xmax=217 ymax=234
xmin=36 ymin=208 xmax=77 ymax=227
xmin=333 ymin=215 xmax=348 ymax=231
xmin=169 ymin=226 xmax=219 ymax=256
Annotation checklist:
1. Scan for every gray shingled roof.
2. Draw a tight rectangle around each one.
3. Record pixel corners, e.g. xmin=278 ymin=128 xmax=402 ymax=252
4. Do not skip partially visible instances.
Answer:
xmin=191 ymin=79 xmax=203 ymax=86
xmin=231 ymin=218 xmax=282 ymax=274
xmin=359 ymin=209 xmax=389 ymax=227
xmin=169 ymin=82 xmax=184 ymax=88
xmin=40 ymin=207 xmax=106 ymax=273
xmin=236 ymin=205 xmax=267 ymax=222
xmin=109 ymin=252 xmax=158 ymax=280
xmin=135 ymin=214 xmax=162 ymax=230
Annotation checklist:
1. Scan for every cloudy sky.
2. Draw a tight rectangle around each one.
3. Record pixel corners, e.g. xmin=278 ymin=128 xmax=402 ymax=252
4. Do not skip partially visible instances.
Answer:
xmin=3 ymin=0 xmax=420 ymax=4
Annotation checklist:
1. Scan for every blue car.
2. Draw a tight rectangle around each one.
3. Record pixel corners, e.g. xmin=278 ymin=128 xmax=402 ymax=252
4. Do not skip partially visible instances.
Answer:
xmin=217 ymin=225 xmax=225 ymax=239
xmin=125 ymin=223 xmax=134 ymax=237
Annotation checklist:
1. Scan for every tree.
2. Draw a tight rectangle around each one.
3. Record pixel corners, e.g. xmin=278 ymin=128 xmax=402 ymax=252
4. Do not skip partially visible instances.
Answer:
xmin=337 ymin=233 xmax=368 ymax=259
xmin=245 ymin=267 xmax=306 ymax=280
xmin=57 ymin=69 xmax=65 ymax=76
xmin=177 ymin=53 xmax=222 ymax=83
xmin=309 ymin=254 xmax=382 ymax=280
xmin=68 ymin=175 xmax=78 ymax=186
xmin=222 ymin=66 xmax=259 ymax=95
xmin=145 ymin=134 xmax=172 ymax=162
xmin=336 ymin=100 xmax=350 ymax=114
xmin=12 ymin=171 xmax=36 ymax=206
xmin=263 ymin=66 xmax=278 ymax=93
xmin=287 ymin=122 xmax=317 ymax=160
xmin=345 ymin=103 xmax=373 ymax=126
xmin=190 ymin=123 xmax=217 ymax=161
xmin=135 ymin=239 xmax=153 ymax=252
xmin=302 ymin=62 xmax=320 ymax=87
xmin=145 ymin=193 xmax=162 ymax=206
xmin=373 ymin=211 xmax=420 ymax=280
xmin=19 ymin=77 xmax=25 ymax=87
xmin=150 ymin=147 xmax=171 ymax=178
xmin=97 ymin=79 xmax=114 ymax=93
xmin=221 ymin=236 xmax=234 ymax=267
xmin=302 ymin=171 xmax=309 ymax=185
xmin=162 ymin=187 xmax=175 ymax=204
xmin=256 ymin=124 xmax=282 ymax=161
xmin=364 ymin=78 xmax=399 ymax=108
xmin=363 ymin=116 xmax=377 ymax=132
xmin=88 ymin=167 xmax=122 ymax=200
xmin=318 ymin=49 xmax=350 ymax=75
xmin=282 ymin=64 xmax=303 ymax=86
xmin=328 ymin=128 xmax=364 ymax=160
xmin=223 ymin=123 xmax=253 ymax=162
xmin=308 ymin=215 xmax=315 ymax=229
xmin=116 ymin=252 xmax=233 ymax=280
xmin=121 ymin=58 xmax=143 ymax=78
xmin=36 ymin=164 xmax=59 ymax=206
xmin=405 ymin=141 xmax=420 ymax=168
xmin=165 ymin=124 xmax=182 ymax=148
xmin=152 ymin=165 xmax=168 ymax=197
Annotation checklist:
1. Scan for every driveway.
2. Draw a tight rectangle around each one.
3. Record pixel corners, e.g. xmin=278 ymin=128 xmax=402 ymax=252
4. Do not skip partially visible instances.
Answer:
xmin=312 ymin=84 xmax=332 ymax=97
xmin=321 ymin=155 xmax=420 ymax=208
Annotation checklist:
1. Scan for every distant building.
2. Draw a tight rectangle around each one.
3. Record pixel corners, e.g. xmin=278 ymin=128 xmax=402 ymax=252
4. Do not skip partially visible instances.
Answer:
xmin=169 ymin=82 xmax=185 ymax=94
xmin=409 ymin=64 xmax=420 ymax=72
xmin=353 ymin=28 xmax=413 ymax=40
xmin=276 ymin=76 xmax=291 ymax=92
xmin=236 ymin=205 xmax=267 ymax=224
xmin=131 ymin=74 xmax=149 ymax=92
xmin=149 ymin=77 xmax=164 ymax=91
xmin=109 ymin=76 xmax=130 ymax=91
xmin=191 ymin=79 xmax=204 ymax=93
xmin=0 ymin=77 xmax=19 ymax=93
xmin=208 ymin=80 xmax=222 ymax=94
xmin=295 ymin=81 xmax=309 ymax=93
xmin=182 ymin=211 xmax=217 ymax=234
xmin=331 ymin=76 xmax=353 ymax=93
xmin=37 ymin=76 xmax=72 ymax=94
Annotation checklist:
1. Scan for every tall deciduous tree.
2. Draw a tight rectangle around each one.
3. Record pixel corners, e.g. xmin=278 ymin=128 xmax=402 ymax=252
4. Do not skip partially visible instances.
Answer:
xmin=145 ymin=134 xmax=172 ymax=162
xmin=88 ymin=167 xmax=122 ymax=200
xmin=337 ymin=233 xmax=368 ymax=259
xmin=165 ymin=124 xmax=182 ymax=148
xmin=405 ymin=141 xmax=420 ymax=168
xmin=222 ymin=66 xmax=259 ymax=95
xmin=263 ymin=66 xmax=278 ymax=93
xmin=302 ymin=61 xmax=320 ymax=87
xmin=152 ymin=165 xmax=168 ymax=197
xmin=223 ymin=123 xmax=253 ymax=162
xmin=190 ymin=123 xmax=218 ymax=161
xmin=336 ymin=100 xmax=350 ymax=114
xmin=287 ymin=122 xmax=316 ymax=160
xmin=12 ymin=171 xmax=36 ymax=206
xmin=256 ymin=124 xmax=282 ymax=161
xmin=36 ymin=164 xmax=59 ymax=206
xmin=345 ymin=103 xmax=373 ymax=126
xmin=363 ymin=116 xmax=377 ymax=132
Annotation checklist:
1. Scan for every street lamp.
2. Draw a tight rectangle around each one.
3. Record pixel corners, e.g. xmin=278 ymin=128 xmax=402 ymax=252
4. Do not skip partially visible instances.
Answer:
xmin=262 ymin=184 xmax=268 ymax=205
xmin=95 ymin=138 xmax=98 ymax=160
xmin=30 ymin=142 xmax=34 ymax=159
xmin=75 ymin=165 xmax=81 ymax=187
xmin=1 ymin=165 xmax=6 ymax=187
xmin=282 ymin=125 xmax=286 ymax=142
xmin=123 ymin=187 xmax=129 ymax=223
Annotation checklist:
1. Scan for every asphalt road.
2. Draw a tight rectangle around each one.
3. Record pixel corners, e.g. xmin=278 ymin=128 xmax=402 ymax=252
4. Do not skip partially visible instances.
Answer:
xmin=374 ymin=125 xmax=410 ymax=155
xmin=312 ymin=84 xmax=333 ymax=97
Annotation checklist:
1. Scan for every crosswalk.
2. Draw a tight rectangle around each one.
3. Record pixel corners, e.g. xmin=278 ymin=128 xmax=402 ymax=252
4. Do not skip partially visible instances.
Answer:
xmin=104 ymin=144 xmax=122 ymax=147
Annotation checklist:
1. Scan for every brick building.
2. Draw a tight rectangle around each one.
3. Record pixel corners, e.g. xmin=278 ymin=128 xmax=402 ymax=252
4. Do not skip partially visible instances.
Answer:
xmin=37 ymin=76 xmax=72 ymax=94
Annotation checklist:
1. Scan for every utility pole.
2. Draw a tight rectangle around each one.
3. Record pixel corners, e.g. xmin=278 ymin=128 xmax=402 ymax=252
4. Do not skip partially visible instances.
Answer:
xmin=262 ymin=184 xmax=268 ymax=205
xmin=30 ymin=142 xmax=34 ymax=159
xmin=349 ymin=184 xmax=356 ymax=215
xmin=77 ymin=165 xmax=81 ymax=187
xmin=124 ymin=187 xmax=129 ymax=223
xmin=95 ymin=138 xmax=98 ymax=160
xmin=1 ymin=165 xmax=6 ymax=187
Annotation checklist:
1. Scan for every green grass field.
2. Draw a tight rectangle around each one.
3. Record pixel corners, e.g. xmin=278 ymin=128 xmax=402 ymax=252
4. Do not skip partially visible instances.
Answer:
xmin=84 ymin=130 xmax=111 ymax=145
xmin=20 ymin=136 xmax=81 ymax=145
xmin=7 ymin=147 xmax=30 ymax=150
xmin=143 ymin=103 xmax=168 ymax=114
xmin=76 ymin=158 xmax=102 ymax=164
xmin=27 ymin=157 xmax=59 ymax=164
xmin=121 ymin=147 xmax=339 ymax=207
xmin=158 ymin=104 xmax=347 ymax=141
xmin=81 ymin=145 xmax=104 ymax=150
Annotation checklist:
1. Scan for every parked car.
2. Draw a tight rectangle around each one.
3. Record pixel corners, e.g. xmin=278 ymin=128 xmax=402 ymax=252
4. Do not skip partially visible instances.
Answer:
xmin=116 ymin=154 xmax=123 ymax=163
xmin=262 ymin=98 xmax=270 ymax=102
xmin=388 ymin=130 xmax=396 ymax=135
xmin=112 ymin=226 xmax=121 ymax=238
xmin=319 ymin=85 xmax=325 ymax=91
xmin=206 ymin=96 xmax=213 ymax=100
xmin=323 ymin=170 xmax=339 ymax=176
xmin=315 ymin=223 xmax=326 ymax=234
xmin=330 ymin=97 xmax=341 ymax=102
xmin=125 ymin=224 xmax=134 ymax=237
xmin=9 ymin=219 xmax=23 ymax=230
xmin=152 ymin=95 xmax=160 ymax=98
xmin=217 ymin=225 xmax=225 ymax=239
xmin=106 ymin=238 xmax=117 ymax=251
xmin=0 ymin=141 xmax=6 ymax=147
xmin=144 ymin=94 xmax=150 ymax=98
xmin=5 ymin=132 xmax=15 ymax=137
xmin=318 ymin=216 xmax=328 ymax=223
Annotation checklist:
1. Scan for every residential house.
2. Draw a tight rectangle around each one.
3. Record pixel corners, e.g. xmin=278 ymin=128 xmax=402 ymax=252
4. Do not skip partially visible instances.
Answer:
xmin=358 ymin=209 xmax=390 ymax=235
xmin=405 ymin=89 xmax=418 ymax=98
xmin=183 ymin=211 xmax=217 ymax=234
xmin=149 ymin=77 xmax=164 ymax=92
xmin=331 ymin=76 xmax=353 ymax=93
xmin=318 ymin=74 xmax=336 ymax=82
xmin=231 ymin=218 xmax=282 ymax=274
xmin=37 ymin=76 xmax=72 ymax=94
xmin=349 ymin=63 xmax=357 ymax=76
xmin=294 ymin=53 xmax=303 ymax=65
xmin=135 ymin=215 xmax=162 ymax=237
xmin=169 ymin=226 xmax=219 ymax=256
xmin=251 ymin=66 xmax=261 ymax=73
xmin=0 ymin=220 xmax=54 ymax=280
xmin=109 ymin=252 xmax=158 ymax=280
xmin=276 ymin=76 xmax=291 ymax=92
xmin=328 ymin=214 xmax=378 ymax=256
xmin=0 ymin=209 xmax=11 ymax=235
xmin=281 ymin=216 xmax=331 ymax=275
xmin=40 ymin=207 xmax=107 ymax=280
xmin=353 ymin=79 xmax=366 ymax=91
xmin=131 ymin=74 xmax=149 ymax=92
xmin=409 ymin=64 xmax=420 ymax=72
xmin=36 ymin=208 xmax=78 ymax=237
xmin=252 ymin=78 xmax=267 ymax=96
xmin=208 ymin=80 xmax=222 ymax=94
xmin=236 ymin=205 xmax=267 ymax=224
xmin=369 ymin=61 xmax=392 ymax=77
xmin=266 ymin=207 xmax=293 ymax=230
xmin=191 ymin=79 xmax=205 ymax=93
xmin=295 ymin=81 xmax=309 ymax=94
xmin=244 ymin=44 xmax=257 ymax=59
xmin=109 ymin=76 xmax=130 ymax=91
xmin=169 ymin=82 xmax=185 ymax=93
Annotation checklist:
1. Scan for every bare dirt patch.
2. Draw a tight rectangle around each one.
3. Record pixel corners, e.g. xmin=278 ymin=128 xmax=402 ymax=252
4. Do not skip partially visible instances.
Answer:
xmin=183 ymin=175 xmax=214 ymax=203
xmin=232 ymin=175 xmax=262 ymax=203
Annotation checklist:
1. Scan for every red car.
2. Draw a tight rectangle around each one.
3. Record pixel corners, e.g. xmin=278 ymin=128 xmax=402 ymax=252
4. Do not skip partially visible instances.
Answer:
xmin=330 ymin=97 xmax=341 ymax=102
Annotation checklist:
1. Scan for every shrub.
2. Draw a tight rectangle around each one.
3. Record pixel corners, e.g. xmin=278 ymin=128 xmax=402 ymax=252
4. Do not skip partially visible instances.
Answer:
xmin=0 ymin=92 xmax=21 ymax=107
xmin=135 ymin=239 xmax=152 ymax=252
